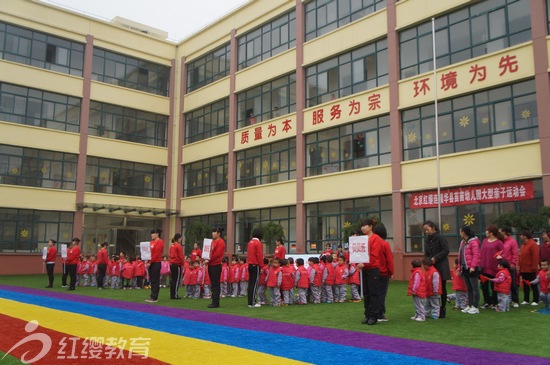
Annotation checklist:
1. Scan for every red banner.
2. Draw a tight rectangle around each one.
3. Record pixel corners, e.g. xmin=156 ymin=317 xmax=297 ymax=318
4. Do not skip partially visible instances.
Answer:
xmin=410 ymin=181 xmax=534 ymax=209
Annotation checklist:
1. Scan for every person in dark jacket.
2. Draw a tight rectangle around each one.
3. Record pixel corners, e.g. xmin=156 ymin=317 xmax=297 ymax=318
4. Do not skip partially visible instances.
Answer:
xmin=423 ymin=220 xmax=451 ymax=318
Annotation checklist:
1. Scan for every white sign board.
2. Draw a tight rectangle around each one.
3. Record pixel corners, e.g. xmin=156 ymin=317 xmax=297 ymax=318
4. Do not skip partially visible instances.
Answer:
xmin=140 ymin=241 xmax=151 ymax=261
xmin=202 ymin=238 xmax=213 ymax=260
xmin=349 ymin=235 xmax=369 ymax=264
xmin=42 ymin=247 xmax=48 ymax=260
xmin=61 ymin=244 xmax=67 ymax=259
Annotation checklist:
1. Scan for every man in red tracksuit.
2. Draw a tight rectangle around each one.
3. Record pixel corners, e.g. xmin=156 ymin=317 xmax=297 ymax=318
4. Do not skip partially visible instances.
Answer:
xmin=66 ymin=238 xmax=81 ymax=291
xmin=247 ymin=228 xmax=264 ymax=308
xmin=169 ymin=233 xmax=185 ymax=299
xmin=145 ymin=228 xmax=164 ymax=303
xmin=97 ymin=241 xmax=109 ymax=290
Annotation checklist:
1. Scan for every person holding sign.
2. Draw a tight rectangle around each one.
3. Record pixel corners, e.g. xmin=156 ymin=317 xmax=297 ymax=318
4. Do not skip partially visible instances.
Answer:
xmin=205 ymin=226 xmax=226 ymax=308
xmin=44 ymin=239 xmax=57 ymax=288
xmin=66 ymin=238 xmax=81 ymax=291
xmin=358 ymin=219 xmax=383 ymax=326
xmin=145 ymin=228 xmax=164 ymax=303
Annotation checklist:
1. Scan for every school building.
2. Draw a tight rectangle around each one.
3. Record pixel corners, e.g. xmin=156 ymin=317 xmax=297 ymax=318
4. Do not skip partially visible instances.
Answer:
xmin=1 ymin=0 xmax=548 ymax=279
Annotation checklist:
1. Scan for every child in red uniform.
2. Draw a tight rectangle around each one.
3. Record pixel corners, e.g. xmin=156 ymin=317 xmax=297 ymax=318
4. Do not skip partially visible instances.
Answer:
xmin=309 ymin=257 xmax=322 ymax=304
xmin=423 ymin=257 xmax=442 ymax=319
xmin=133 ymin=256 xmax=145 ymax=289
xmin=221 ymin=256 xmax=229 ymax=298
xmin=110 ymin=255 xmax=121 ymax=289
xmin=239 ymin=256 xmax=248 ymax=297
xmin=267 ymin=258 xmax=282 ymax=306
xmin=295 ymin=258 xmax=309 ymax=305
xmin=483 ymin=259 xmax=512 ymax=312
xmin=191 ymin=260 xmax=202 ymax=299
xmin=525 ymin=259 xmax=550 ymax=309
xmin=121 ymin=257 xmax=135 ymax=289
xmin=229 ymin=256 xmax=240 ymax=297
xmin=281 ymin=259 xmax=295 ymax=305
xmin=321 ymin=255 xmax=335 ymax=304
xmin=89 ymin=255 xmax=98 ymax=287
xmin=258 ymin=257 xmax=269 ymax=305
xmin=334 ymin=256 xmax=349 ymax=302
xmin=80 ymin=256 xmax=90 ymax=287
xmin=183 ymin=258 xmax=193 ymax=298
xmin=450 ymin=258 xmax=468 ymax=310
xmin=201 ymin=261 xmax=211 ymax=299
xmin=408 ymin=259 xmax=426 ymax=321
xmin=160 ymin=255 xmax=170 ymax=288
xmin=348 ymin=263 xmax=362 ymax=302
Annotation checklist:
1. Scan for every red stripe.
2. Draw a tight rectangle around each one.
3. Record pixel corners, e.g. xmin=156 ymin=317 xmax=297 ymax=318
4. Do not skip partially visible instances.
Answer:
xmin=0 ymin=314 xmax=168 ymax=365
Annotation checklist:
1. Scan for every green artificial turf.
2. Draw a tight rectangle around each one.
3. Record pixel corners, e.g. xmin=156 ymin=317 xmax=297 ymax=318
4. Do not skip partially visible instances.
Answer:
xmin=1 ymin=275 xmax=548 ymax=359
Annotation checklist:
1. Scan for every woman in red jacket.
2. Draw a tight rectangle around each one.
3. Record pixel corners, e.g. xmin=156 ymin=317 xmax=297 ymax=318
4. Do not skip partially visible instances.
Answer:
xmin=145 ymin=228 xmax=164 ymax=303
xmin=66 ymin=238 xmax=81 ymax=291
xmin=44 ymin=239 xmax=57 ymax=288
xmin=358 ymin=218 xmax=383 ymax=325
xmin=518 ymin=230 xmax=540 ymax=305
xmin=206 ymin=226 xmax=226 ymax=308
xmin=458 ymin=225 xmax=481 ymax=314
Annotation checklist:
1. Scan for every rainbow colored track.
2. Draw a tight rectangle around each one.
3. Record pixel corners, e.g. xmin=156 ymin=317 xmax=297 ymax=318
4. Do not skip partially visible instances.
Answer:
xmin=0 ymin=285 xmax=548 ymax=365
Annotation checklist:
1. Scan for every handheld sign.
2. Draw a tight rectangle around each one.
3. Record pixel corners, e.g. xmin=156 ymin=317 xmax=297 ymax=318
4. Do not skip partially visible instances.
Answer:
xmin=349 ymin=235 xmax=369 ymax=264
xmin=202 ymin=238 xmax=213 ymax=260
xmin=61 ymin=244 xmax=68 ymax=259
xmin=42 ymin=247 xmax=48 ymax=260
xmin=140 ymin=241 xmax=151 ymax=261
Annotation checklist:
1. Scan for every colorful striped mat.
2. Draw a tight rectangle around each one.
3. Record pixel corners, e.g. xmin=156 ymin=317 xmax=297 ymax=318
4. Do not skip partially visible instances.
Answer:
xmin=0 ymin=285 xmax=548 ymax=365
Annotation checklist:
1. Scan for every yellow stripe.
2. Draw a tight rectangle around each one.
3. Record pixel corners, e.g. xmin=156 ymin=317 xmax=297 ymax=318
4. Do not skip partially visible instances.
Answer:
xmin=0 ymin=298 xmax=309 ymax=365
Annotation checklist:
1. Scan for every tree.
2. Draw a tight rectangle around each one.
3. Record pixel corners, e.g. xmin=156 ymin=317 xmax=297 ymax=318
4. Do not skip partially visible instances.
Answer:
xmin=260 ymin=222 xmax=285 ymax=254
xmin=492 ymin=206 xmax=550 ymax=233
xmin=184 ymin=221 xmax=211 ymax=253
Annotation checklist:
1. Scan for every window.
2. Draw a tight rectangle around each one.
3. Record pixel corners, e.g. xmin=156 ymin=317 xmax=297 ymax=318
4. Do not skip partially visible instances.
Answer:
xmin=305 ymin=38 xmax=388 ymax=106
xmin=399 ymin=0 xmax=531 ymax=79
xmin=0 ymin=208 xmax=73 ymax=253
xmin=305 ymin=0 xmax=386 ymax=41
xmin=183 ymin=155 xmax=228 ymax=197
xmin=86 ymin=157 xmax=165 ymax=198
xmin=306 ymin=195 xmax=393 ymax=253
xmin=0 ymin=21 xmax=84 ymax=76
xmin=185 ymin=99 xmax=229 ymax=144
xmin=236 ymin=139 xmax=296 ymax=188
xmin=186 ymin=43 xmax=231 ymax=92
xmin=235 ymin=206 xmax=296 ymax=255
xmin=0 ymin=83 xmax=80 ymax=132
xmin=404 ymin=180 xmax=543 ymax=253
xmin=89 ymin=101 xmax=167 ymax=147
xmin=92 ymin=48 xmax=170 ymax=96
xmin=182 ymin=213 xmax=227 ymax=245
xmin=306 ymin=115 xmax=390 ymax=176
xmin=237 ymin=11 xmax=296 ymax=70
xmin=236 ymin=74 xmax=296 ymax=129
xmin=402 ymin=80 xmax=537 ymax=161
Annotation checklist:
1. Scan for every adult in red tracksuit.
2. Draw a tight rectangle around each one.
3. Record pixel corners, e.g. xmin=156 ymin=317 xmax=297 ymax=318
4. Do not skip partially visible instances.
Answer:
xmin=206 ymin=226 xmax=226 ymax=308
xmin=170 ymin=233 xmax=185 ymax=300
xmin=373 ymin=224 xmax=394 ymax=321
xmin=146 ymin=228 xmax=164 ymax=303
xmin=96 ymin=241 xmax=109 ymax=290
xmin=44 ymin=239 xmax=57 ymax=288
xmin=247 ymin=228 xmax=264 ymax=307
xmin=66 ymin=238 xmax=81 ymax=291
xmin=358 ymin=219 xmax=382 ymax=325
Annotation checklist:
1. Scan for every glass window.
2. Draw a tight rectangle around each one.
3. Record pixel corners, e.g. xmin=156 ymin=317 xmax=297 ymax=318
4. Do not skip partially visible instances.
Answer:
xmin=86 ymin=157 xmax=165 ymax=198
xmin=305 ymin=0 xmax=386 ymax=41
xmin=0 ymin=82 xmax=81 ymax=132
xmin=183 ymin=155 xmax=228 ymax=197
xmin=236 ymin=139 xmax=296 ymax=188
xmin=0 ymin=208 xmax=73 ymax=253
xmin=306 ymin=39 xmax=387 ymax=107
xmin=402 ymin=79 xmax=537 ymax=161
xmin=89 ymin=101 xmax=167 ymax=147
xmin=236 ymin=74 xmax=296 ymax=128
xmin=186 ymin=43 xmax=230 ymax=92
xmin=184 ymin=99 xmax=229 ymax=144
xmin=92 ymin=48 xmax=170 ymax=96
xmin=0 ymin=144 xmax=77 ymax=190
xmin=182 ymin=213 xmax=227 ymax=249
xmin=404 ymin=179 xmax=543 ymax=252
xmin=306 ymin=195 xmax=393 ymax=253
xmin=237 ymin=11 xmax=296 ymax=70
xmin=0 ymin=21 xmax=84 ymax=76
xmin=399 ymin=0 xmax=531 ymax=79
xmin=306 ymin=115 xmax=390 ymax=176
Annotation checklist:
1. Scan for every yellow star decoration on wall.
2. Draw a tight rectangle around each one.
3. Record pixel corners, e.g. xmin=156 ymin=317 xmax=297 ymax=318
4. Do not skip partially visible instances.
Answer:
xmin=11 ymin=167 xmax=19 ymax=174
xmin=344 ymin=221 xmax=351 ymax=228
xmin=262 ymin=160 xmax=269 ymax=169
xmin=329 ymin=227 xmax=335 ymax=235
xmin=521 ymin=109 xmax=531 ymax=119
xmin=320 ymin=152 xmax=325 ymax=158
xmin=500 ymin=121 xmax=508 ymax=127
xmin=197 ymin=173 xmax=202 ymax=181
xmin=272 ymin=162 xmax=278 ymax=169
xmin=407 ymin=132 xmax=417 ymax=143
xmin=481 ymin=117 xmax=489 ymax=125
xmin=331 ymin=152 xmax=336 ymax=158
xmin=63 ymin=233 xmax=69 ymax=239
xmin=291 ymin=161 xmax=296 ymax=168
xmin=20 ymin=229 xmax=29 ymax=239
xmin=368 ymin=137 xmax=375 ymax=145
xmin=463 ymin=214 xmax=475 ymax=226
xmin=144 ymin=175 xmax=151 ymax=183
xmin=41 ymin=167 xmax=47 ymax=173
xmin=344 ymin=152 xmax=349 ymax=158
xmin=442 ymin=131 xmax=448 ymax=137
xmin=238 ymin=161 xmax=243 ymax=168
xmin=66 ymin=172 xmax=73 ymax=178
xmin=442 ymin=223 xmax=451 ymax=232
xmin=204 ymin=172 xmax=208 ymax=178
xmin=255 ymin=167 xmax=259 ymax=173
xmin=459 ymin=116 xmax=470 ymax=128
xmin=425 ymin=133 xmax=431 ymax=140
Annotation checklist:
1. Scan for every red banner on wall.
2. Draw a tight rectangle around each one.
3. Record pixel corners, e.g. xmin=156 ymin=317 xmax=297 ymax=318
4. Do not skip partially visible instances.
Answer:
xmin=410 ymin=181 xmax=534 ymax=209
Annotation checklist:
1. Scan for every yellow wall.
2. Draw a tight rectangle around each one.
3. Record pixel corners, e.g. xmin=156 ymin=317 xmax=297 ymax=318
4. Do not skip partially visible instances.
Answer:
xmin=401 ymin=141 xmax=542 ymax=191
xmin=180 ymin=192 xmax=229 ymax=216
xmin=84 ymin=192 xmax=166 ymax=210
xmin=0 ymin=61 xmax=83 ymax=97
xmin=183 ymin=78 xmax=230 ymax=113
xmin=303 ymin=165 xmax=392 ymax=202
xmin=0 ymin=122 xmax=80 ymax=154
xmin=90 ymin=82 xmax=170 ymax=115
xmin=233 ymin=180 xmax=297 ymax=211
xmin=235 ymin=49 xmax=297 ymax=92
xmin=0 ymin=185 xmax=76 ymax=211
xmin=87 ymin=137 xmax=168 ymax=166
xmin=396 ymin=0 xmax=471 ymax=30
xmin=182 ymin=134 xmax=229 ymax=164
xmin=303 ymin=8 xmax=387 ymax=66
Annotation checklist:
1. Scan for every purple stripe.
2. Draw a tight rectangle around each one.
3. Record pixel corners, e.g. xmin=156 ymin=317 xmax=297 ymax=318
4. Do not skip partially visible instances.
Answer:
xmin=2 ymin=284 xmax=548 ymax=365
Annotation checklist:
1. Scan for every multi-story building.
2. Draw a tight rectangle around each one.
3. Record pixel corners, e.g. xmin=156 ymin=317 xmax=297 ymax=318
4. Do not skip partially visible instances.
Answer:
xmin=1 ymin=0 xmax=548 ymax=279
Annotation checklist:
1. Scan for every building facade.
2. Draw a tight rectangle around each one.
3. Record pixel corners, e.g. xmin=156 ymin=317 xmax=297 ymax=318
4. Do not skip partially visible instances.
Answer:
xmin=1 ymin=0 xmax=549 ymax=279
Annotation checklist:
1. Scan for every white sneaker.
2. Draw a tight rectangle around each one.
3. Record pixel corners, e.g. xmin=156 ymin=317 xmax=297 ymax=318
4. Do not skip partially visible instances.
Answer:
xmin=248 ymin=303 xmax=261 ymax=308
xmin=521 ymin=301 xmax=529 ymax=305
xmin=410 ymin=316 xmax=417 ymax=320
xmin=461 ymin=306 xmax=471 ymax=313
xmin=467 ymin=307 xmax=479 ymax=314
xmin=415 ymin=317 xmax=426 ymax=322
xmin=512 ymin=302 xmax=519 ymax=308
xmin=531 ymin=302 xmax=539 ymax=306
